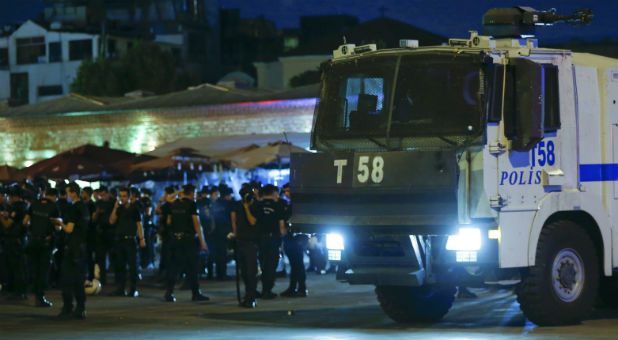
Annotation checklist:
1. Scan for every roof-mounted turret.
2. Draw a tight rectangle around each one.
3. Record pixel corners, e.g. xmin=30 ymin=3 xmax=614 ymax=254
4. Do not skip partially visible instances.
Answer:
xmin=483 ymin=6 xmax=593 ymax=38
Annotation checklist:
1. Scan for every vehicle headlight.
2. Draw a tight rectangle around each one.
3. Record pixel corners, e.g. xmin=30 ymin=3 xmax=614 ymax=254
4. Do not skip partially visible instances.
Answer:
xmin=446 ymin=227 xmax=481 ymax=251
xmin=326 ymin=233 xmax=344 ymax=250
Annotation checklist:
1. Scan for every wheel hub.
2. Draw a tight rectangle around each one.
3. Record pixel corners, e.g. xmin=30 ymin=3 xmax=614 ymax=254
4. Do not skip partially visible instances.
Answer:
xmin=558 ymin=262 xmax=577 ymax=289
xmin=552 ymin=248 xmax=584 ymax=302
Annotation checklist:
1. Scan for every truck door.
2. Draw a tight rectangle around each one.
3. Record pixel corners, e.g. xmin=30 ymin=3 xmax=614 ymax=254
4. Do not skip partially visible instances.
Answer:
xmin=497 ymin=59 xmax=561 ymax=210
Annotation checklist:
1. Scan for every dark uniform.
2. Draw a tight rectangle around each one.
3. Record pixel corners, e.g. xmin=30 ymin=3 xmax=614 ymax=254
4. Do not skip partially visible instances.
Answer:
xmin=165 ymin=198 xmax=207 ymax=301
xmin=281 ymin=199 xmax=308 ymax=297
xmin=1 ymin=199 xmax=28 ymax=297
xmin=51 ymin=196 xmax=72 ymax=286
xmin=94 ymin=198 xmax=116 ymax=285
xmin=139 ymin=196 xmax=155 ymax=269
xmin=196 ymin=195 xmax=211 ymax=277
xmin=59 ymin=200 xmax=90 ymax=317
xmin=27 ymin=197 xmax=60 ymax=305
xmin=84 ymin=199 xmax=97 ymax=281
xmin=113 ymin=203 xmax=141 ymax=295
xmin=254 ymin=198 xmax=285 ymax=297
xmin=157 ymin=201 xmax=172 ymax=279
xmin=233 ymin=201 xmax=260 ymax=305
xmin=210 ymin=199 xmax=231 ymax=279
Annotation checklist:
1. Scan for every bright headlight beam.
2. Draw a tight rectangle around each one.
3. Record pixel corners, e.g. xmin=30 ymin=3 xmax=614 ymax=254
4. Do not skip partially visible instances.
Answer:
xmin=446 ymin=227 xmax=481 ymax=251
xmin=488 ymin=229 xmax=501 ymax=240
xmin=326 ymin=233 xmax=344 ymax=250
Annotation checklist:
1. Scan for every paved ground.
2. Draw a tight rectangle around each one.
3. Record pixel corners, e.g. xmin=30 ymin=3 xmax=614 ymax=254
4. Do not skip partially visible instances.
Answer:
xmin=0 ymin=273 xmax=616 ymax=340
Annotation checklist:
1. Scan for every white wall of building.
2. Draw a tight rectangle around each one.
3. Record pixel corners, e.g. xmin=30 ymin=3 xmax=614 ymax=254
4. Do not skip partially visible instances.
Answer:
xmin=0 ymin=20 xmax=99 ymax=105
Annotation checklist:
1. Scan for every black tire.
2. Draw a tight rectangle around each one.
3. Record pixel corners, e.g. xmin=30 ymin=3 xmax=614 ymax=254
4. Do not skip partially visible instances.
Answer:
xmin=375 ymin=285 xmax=456 ymax=323
xmin=516 ymin=220 xmax=599 ymax=326
xmin=597 ymin=275 xmax=618 ymax=309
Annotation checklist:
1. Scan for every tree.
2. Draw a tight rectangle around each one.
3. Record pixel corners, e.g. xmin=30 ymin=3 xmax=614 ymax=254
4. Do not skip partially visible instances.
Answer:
xmin=289 ymin=69 xmax=321 ymax=88
xmin=71 ymin=42 xmax=185 ymax=96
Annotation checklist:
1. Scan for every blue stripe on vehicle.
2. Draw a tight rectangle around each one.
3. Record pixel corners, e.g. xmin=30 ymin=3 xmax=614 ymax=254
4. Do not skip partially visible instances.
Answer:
xmin=579 ymin=164 xmax=618 ymax=182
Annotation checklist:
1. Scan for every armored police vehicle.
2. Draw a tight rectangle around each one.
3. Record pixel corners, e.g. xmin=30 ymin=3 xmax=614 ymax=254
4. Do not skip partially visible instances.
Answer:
xmin=289 ymin=7 xmax=618 ymax=326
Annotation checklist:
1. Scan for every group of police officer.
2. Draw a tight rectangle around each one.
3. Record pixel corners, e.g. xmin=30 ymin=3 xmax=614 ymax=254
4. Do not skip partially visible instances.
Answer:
xmin=0 ymin=179 xmax=307 ymax=318
xmin=230 ymin=182 xmax=308 ymax=308
xmin=0 ymin=183 xmax=159 ymax=319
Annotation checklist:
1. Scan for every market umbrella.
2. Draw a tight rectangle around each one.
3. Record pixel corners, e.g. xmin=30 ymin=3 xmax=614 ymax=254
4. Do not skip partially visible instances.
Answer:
xmin=0 ymin=165 xmax=25 ymax=183
xmin=215 ymin=144 xmax=260 ymax=160
xmin=22 ymin=154 xmax=110 ymax=181
xmin=129 ymin=148 xmax=225 ymax=182
xmin=22 ymin=143 xmax=155 ymax=181
xmin=225 ymin=141 xmax=309 ymax=169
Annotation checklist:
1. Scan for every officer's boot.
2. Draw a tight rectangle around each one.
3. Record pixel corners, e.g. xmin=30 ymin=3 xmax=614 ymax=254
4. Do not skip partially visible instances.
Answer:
xmin=164 ymin=290 xmax=176 ymax=302
xmin=280 ymin=281 xmax=297 ymax=297
xmin=294 ymin=284 xmax=308 ymax=298
xmin=73 ymin=303 xmax=86 ymax=320
xmin=192 ymin=289 xmax=210 ymax=301
xmin=128 ymin=276 xmax=138 ymax=297
xmin=58 ymin=293 xmax=73 ymax=319
xmin=128 ymin=285 xmax=139 ymax=297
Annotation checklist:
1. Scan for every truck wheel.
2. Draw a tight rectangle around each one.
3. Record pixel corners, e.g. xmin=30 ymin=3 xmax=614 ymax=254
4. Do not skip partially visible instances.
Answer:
xmin=375 ymin=285 xmax=456 ymax=323
xmin=516 ymin=220 xmax=599 ymax=326
xmin=597 ymin=275 xmax=618 ymax=309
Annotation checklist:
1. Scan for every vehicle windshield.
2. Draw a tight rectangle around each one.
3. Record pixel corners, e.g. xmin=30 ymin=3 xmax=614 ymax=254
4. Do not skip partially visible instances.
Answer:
xmin=316 ymin=55 xmax=395 ymax=137
xmin=315 ymin=52 xmax=485 ymax=145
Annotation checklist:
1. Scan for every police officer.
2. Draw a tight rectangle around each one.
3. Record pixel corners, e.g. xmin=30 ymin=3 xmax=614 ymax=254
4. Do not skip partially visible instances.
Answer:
xmin=155 ymin=186 xmax=177 ymax=281
xmin=210 ymin=186 xmax=233 ymax=280
xmin=55 ymin=183 xmax=90 ymax=319
xmin=93 ymin=186 xmax=116 ymax=285
xmin=50 ymin=187 xmax=72 ymax=287
xmin=128 ymin=187 xmax=144 ymax=273
xmin=230 ymin=184 xmax=259 ymax=308
xmin=139 ymin=188 xmax=155 ymax=269
xmin=81 ymin=187 xmax=97 ymax=281
xmin=279 ymin=183 xmax=308 ymax=297
xmin=109 ymin=187 xmax=145 ymax=297
xmin=254 ymin=184 xmax=286 ymax=299
xmin=23 ymin=188 xmax=61 ymax=307
xmin=196 ymin=186 xmax=212 ymax=278
xmin=0 ymin=186 xmax=28 ymax=299
xmin=164 ymin=184 xmax=209 ymax=302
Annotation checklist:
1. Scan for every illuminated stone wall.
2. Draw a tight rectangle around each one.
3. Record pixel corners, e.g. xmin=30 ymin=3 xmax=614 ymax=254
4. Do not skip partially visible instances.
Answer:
xmin=0 ymin=98 xmax=316 ymax=168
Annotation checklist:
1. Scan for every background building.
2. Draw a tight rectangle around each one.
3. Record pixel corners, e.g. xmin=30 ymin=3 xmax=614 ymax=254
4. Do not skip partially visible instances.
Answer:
xmin=0 ymin=20 xmax=99 ymax=106
xmin=0 ymin=83 xmax=318 ymax=167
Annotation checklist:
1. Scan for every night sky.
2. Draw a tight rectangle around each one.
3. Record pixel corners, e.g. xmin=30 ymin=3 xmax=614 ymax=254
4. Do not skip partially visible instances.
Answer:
xmin=1 ymin=0 xmax=616 ymax=43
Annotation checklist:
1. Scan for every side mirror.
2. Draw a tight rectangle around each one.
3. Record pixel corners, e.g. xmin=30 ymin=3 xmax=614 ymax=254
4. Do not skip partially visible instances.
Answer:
xmin=504 ymin=58 xmax=544 ymax=151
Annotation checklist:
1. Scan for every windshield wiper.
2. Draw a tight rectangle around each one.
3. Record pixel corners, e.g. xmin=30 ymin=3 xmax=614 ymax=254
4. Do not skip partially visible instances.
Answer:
xmin=438 ymin=136 xmax=458 ymax=146
xmin=367 ymin=137 xmax=395 ymax=151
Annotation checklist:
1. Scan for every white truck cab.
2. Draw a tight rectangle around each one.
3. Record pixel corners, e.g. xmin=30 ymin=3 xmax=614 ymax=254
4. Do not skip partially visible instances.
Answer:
xmin=290 ymin=6 xmax=617 ymax=326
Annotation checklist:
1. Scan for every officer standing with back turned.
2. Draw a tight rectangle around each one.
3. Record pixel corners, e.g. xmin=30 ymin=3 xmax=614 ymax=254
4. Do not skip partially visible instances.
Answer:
xmin=254 ymin=184 xmax=286 ymax=299
xmin=164 ymin=184 xmax=209 ymax=302
xmin=23 ymin=188 xmax=61 ymax=307
xmin=54 ymin=183 xmax=90 ymax=320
